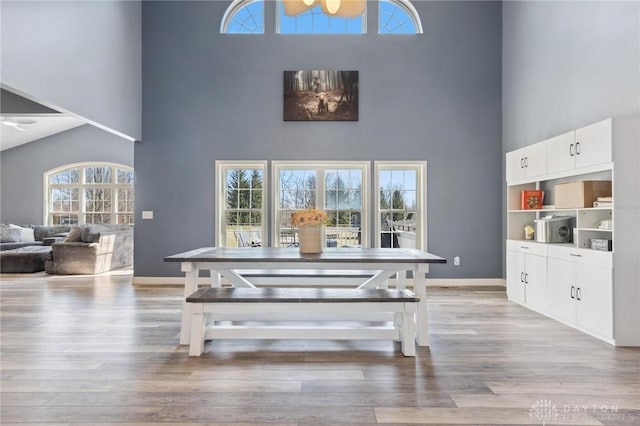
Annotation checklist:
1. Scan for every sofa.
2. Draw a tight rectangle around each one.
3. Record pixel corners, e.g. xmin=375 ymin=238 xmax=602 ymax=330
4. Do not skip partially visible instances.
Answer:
xmin=1 ymin=225 xmax=72 ymax=273
xmin=45 ymin=224 xmax=133 ymax=275
xmin=0 ymin=224 xmax=71 ymax=251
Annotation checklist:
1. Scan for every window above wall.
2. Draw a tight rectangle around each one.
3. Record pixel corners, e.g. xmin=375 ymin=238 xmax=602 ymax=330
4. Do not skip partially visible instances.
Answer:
xmin=220 ymin=0 xmax=265 ymax=34
xmin=220 ymin=0 xmax=422 ymax=35
xmin=278 ymin=0 xmax=367 ymax=34
xmin=45 ymin=163 xmax=134 ymax=226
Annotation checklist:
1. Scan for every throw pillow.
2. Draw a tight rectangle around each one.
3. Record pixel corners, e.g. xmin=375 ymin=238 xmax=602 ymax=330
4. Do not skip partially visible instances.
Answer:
xmin=9 ymin=224 xmax=35 ymax=243
xmin=65 ymin=226 xmax=83 ymax=242
xmin=0 ymin=226 xmax=23 ymax=243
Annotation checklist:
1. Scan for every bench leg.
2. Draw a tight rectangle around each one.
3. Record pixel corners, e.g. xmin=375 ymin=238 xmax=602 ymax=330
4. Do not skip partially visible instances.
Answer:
xmin=189 ymin=309 xmax=206 ymax=356
xmin=414 ymin=270 xmax=429 ymax=346
xmin=393 ymin=312 xmax=402 ymax=341
xmin=401 ymin=303 xmax=416 ymax=357
xmin=180 ymin=269 xmax=198 ymax=345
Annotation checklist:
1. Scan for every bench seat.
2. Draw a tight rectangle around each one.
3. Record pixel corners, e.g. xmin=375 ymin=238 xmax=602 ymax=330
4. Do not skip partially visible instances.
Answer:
xmin=186 ymin=287 xmax=419 ymax=357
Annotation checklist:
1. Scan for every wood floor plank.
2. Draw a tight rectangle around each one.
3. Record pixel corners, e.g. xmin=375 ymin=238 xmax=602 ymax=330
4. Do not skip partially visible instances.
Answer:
xmin=486 ymin=382 xmax=640 ymax=395
xmin=450 ymin=393 xmax=640 ymax=409
xmin=1 ymin=274 xmax=639 ymax=425
xmin=374 ymin=407 xmax=604 ymax=425
xmin=189 ymin=368 xmax=365 ymax=380
xmin=115 ymin=379 xmax=302 ymax=393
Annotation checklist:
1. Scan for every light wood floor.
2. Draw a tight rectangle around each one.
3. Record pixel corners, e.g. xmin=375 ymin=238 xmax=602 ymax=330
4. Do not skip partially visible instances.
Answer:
xmin=1 ymin=273 xmax=638 ymax=425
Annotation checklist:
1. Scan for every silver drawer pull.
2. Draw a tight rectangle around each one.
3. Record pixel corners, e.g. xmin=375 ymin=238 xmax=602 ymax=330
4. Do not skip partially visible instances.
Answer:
xmin=520 ymin=246 xmax=530 ymax=249
xmin=569 ymin=253 xmax=583 ymax=257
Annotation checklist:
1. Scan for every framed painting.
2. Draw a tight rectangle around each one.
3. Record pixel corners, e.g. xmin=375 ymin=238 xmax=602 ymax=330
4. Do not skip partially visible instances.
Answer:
xmin=283 ymin=70 xmax=358 ymax=121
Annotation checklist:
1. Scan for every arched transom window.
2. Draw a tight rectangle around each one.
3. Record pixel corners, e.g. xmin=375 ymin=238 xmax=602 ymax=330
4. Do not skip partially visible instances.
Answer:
xmin=45 ymin=163 xmax=134 ymax=226
xmin=379 ymin=0 xmax=423 ymax=34
xmin=220 ymin=0 xmax=265 ymax=34
xmin=220 ymin=1 xmax=422 ymax=34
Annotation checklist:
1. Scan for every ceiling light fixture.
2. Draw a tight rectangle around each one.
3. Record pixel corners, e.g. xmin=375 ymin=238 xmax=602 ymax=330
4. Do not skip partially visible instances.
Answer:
xmin=283 ymin=0 xmax=366 ymax=17
xmin=1 ymin=117 xmax=37 ymax=132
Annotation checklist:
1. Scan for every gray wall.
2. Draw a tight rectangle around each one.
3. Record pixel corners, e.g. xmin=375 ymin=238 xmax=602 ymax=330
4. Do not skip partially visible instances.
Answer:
xmin=1 ymin=89 xmax=59 ymax=114
xmin=137 ymin=1 xmax=503 ymax=278
xmin=503 ymin=1 xmax=640 ymax=150
xmin=0 ymin=1 xmax=142 ymax=140
xmin=0 ymin=125 xmax=134 ymax=225
xmin=502 ymin=1 xmax=640 ymax=274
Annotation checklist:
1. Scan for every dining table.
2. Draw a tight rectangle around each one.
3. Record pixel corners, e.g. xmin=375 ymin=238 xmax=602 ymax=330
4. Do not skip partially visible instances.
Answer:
xmin=165 ymin=247 xmax=446 ymax=346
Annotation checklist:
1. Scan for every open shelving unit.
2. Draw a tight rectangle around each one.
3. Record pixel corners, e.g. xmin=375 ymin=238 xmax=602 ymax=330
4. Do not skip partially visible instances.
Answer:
xmin=505 ymin=116 xmax=639 ymax=346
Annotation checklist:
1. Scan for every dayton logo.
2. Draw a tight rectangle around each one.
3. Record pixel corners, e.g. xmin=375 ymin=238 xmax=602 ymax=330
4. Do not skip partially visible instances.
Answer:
xmin=529 ymin=399 xmax=560 ymax=425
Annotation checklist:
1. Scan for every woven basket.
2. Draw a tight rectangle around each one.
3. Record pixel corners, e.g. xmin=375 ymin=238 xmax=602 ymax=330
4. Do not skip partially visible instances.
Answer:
xmin=298 ymin=224 xmax=324 ymax=254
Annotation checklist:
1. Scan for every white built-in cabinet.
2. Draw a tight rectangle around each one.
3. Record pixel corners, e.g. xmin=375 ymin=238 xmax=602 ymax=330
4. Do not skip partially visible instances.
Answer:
xmin=546 ymin=120 xmax=613 ymax=174
xmin=506 ymin=142 xmax=547 ymax=181
xmin=506 ymin=241 xmax=547 ymax=311
xmin=506 ymin=117 xmax=639 ymax=346
xmin=546 ymin=246 xmax=613 ymax=339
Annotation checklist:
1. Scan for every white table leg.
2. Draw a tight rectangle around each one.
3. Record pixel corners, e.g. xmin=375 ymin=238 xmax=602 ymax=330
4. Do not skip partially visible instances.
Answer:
xmin=401 ymin=303 xmax=416 ymax=356
xmin=414 ymin=268 xmax=429 ymax=346
xmin=180 ymin=265 xmax=198 ymax=345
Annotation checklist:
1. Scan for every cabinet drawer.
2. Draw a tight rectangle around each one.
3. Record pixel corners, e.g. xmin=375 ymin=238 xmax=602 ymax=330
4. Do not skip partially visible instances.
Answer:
xmin=506 ymin=240 xmax=548 ymax=256
xmin=547 ymin=245 xmax=612 ymax=267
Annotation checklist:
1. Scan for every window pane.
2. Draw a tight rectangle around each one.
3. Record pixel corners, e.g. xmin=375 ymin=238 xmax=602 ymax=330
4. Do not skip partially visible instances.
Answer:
xmin=279 ymin=3 xmax=364 ymax=34
xmin=51 ymin=214 xmax=78 ymax=225
xmin=85 ymin=166 xmax=112 ymax=184
xmin=117 ymin=169 xmax=134 ymax=184
xmin=85 ymin=213 xmax=111 ymax=224
xmin=249 ymin=169 xmax=263 ymax=189
xmin=117 ymin=189 xmax=134 ymax=212
xmin=221 ymin=166 xmax=265 ymax=248
xmin=49 ymin=169 xmax=79 ymax=184
xmin=46 ymin=164 xmax=133 ymax=226
xmin=402 ymin=170 xmax=416 ymax=190
xmin=85 ymin=189 xmax=112 ymax=212
xmin=224 ymin=0 xmax=264 ymax=34
xmin=379 ymin=0 xmax=419 ymax=34
xmin=250 ymin=190 xmax=262 ymax=209
xmin=377 ymin=165 xmax=422 ymax=249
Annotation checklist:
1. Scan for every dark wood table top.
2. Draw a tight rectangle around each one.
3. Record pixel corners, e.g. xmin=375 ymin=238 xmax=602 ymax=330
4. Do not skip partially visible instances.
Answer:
xmin=165 ymin=247 xmax=446 ymax=264
xmin=186 ymin=287 xmax=419 ymax=303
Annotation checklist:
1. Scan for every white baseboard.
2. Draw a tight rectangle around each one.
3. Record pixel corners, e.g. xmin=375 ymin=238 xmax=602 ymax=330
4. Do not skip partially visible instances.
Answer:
xmin=133 ymin=276 xmax=505 ymax=288
xmin=425 ymin=278 xmax=505 ymax=287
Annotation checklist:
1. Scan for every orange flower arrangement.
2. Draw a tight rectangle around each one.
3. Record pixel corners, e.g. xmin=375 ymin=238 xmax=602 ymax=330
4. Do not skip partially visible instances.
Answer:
xmin=291 ymin=208 xmax=327 ymax=227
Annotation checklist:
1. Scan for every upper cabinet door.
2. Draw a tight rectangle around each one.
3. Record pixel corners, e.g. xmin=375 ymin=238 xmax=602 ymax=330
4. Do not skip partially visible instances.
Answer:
xmin=506 ymin=143 xmax=547 ymax=182
xmin=506 ymin=148 xmax=526 ymax=182
xmin=546 ymin=131 xmax=576 ymax=174
xmin=523 ymin=141 xmax=547 ymax=178
xmin=575 ymin=119 xmax=612 ymax=169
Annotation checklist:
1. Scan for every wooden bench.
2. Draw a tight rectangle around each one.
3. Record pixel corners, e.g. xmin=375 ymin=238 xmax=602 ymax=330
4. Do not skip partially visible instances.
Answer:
xmin=185 ymin=287 xmax=419 ymax=357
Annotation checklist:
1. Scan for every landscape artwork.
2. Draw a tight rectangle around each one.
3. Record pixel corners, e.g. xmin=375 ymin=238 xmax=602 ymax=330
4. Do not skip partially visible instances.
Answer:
xmin=284 ymin=70 xmax=358 ymax=121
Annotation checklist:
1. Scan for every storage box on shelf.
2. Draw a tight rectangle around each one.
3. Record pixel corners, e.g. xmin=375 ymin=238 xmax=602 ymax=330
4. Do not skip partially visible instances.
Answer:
xmin=554 ymin=180 xmax=611 ymax=208
xmin=505 ymin=116 xmax=639 ymax=346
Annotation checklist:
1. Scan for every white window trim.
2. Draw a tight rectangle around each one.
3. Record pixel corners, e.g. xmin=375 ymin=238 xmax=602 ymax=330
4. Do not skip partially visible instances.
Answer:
xmin=221 ymin=0 xmax=265 ymax=34
xmin=379 ymin=0 xmax=423 ymax=34
xmin=271 ymin=160 xmax=370 ymax=247
xmin=215 ymin=160 xmax=268 ymax=247
xmin=374 ymin=161 xmax=427 ymax=250
xmin=43 ymin=162 xmax=134 ymax=225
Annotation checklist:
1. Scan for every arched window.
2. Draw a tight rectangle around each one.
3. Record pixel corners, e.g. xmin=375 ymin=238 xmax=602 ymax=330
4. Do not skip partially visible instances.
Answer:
xmin=379 ymin=0 xmax=423 ymax=34
xmin=277 ymin=1 xmax=366 ymax=34
xmin=221 ymin=0 xmax=264 ymax=34
xmin=45 ymin=163 xmax=134 ymax=226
